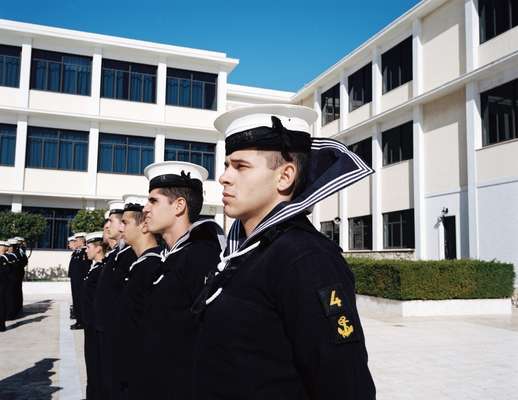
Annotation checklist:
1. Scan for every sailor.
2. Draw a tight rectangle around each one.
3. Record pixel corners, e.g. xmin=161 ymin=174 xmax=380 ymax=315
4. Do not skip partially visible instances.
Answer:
xmin=192 ymin=104 xmax=376 ymax=399
xmin=67 ymin=235 xmax=77 ymax=319
xmin=82 ymin=231 xmax=107 ymax=400
xmin=94 ymin=200 xmax=137 ymax=400
xmin=0 ymin=240 xmax=10 ymax=332
xmin=11 ymin=237 xmax=27 ymax=316
xmin=5 ymin=238 xmax=21 ymax=319
xmin=130 ymin=161 xmax=224 ymax=400
xmin=70 ymin=232 xmax=90 ymax=330
xmin=112 ymin=194 xmax=162 ymax=397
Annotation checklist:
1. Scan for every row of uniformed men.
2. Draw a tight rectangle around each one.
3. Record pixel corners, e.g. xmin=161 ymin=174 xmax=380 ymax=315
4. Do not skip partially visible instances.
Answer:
xmin=0 ymin=237 xmax=28 ymax=331
xmin=69 ymin=104 xmax=377 ymax=400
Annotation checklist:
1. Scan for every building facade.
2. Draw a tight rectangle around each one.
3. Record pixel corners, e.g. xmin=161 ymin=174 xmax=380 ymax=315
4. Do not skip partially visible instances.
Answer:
xmin=1 ymin=0 xmax=517 ymax=281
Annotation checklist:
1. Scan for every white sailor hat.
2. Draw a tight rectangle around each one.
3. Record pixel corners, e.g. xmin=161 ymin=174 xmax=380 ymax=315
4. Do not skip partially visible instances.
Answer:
xmin=67 ymin=236 xmax=76 ymax=242
xmin=122 ymin=194 xmax=148 ymax=212
xmin=0 ymin=240 xmax=8 ymax=247
xmin=108 ymin=200 xmax=125 ymax=215
xmin=144 ymin=161 xmax=208 ymax=193
xmin=74 ymin=232 xmax=87 ymax=239
xmin=85 ymin=231 xmax=104 ymax=244
xmin=13 ymin=236 xmax=24 ymax=242
xmin=104 ymin=210 xmax=110 ymax=220
xmin=214 ymin=104 xmax=317 ymax=156
xmin=7 ymin=238 xmax=19 ymax=245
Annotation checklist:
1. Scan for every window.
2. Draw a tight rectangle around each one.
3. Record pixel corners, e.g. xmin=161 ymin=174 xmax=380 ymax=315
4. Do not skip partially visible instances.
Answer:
xmin=0 ymin=123 xmax=16 ymax=166
xmin=166 ymin=68 xmax=217 ymax=110
xmin=321 ymin=84 xmax=340 ymax=125
xmin=382 ymin=121 xmax=413 ymax=166
xmin=98 ymin=133 xmax=154 ymax=175
xmin=349 ymin=137 xmax=372 ymax=168
xmin=348 ymin=215 xmax=372 ymax=250
xmin=101 ymin=59 xmax=157 ymax=103
xmin=26 ymin=126 xmax=88 ymax=171
xmin=382 ymin=37 xmax=413 ymax=94
xmin=165 ymin=139 xmax=215 ymax=179
xmin=0 ymin=205 xmax=10 ymax=212
xmin=348 ymin=63 xmax=372 ymax=111
xmin=321 ymin=221 xmax=340 ymax=245
xmin=383 ymin=209 xmax=415 ymax=249
xmin=479 ymin=0 xmax=518 ymax=43
xmin=0 ymin=44 xmax=21 ymax=88
xmin=23 ymin=207 xmax=78 ymax=249
xmin=481 ymin=78 xmax=518 ymax=146
xmin=30 ymin=49 xmax=91 ymax=95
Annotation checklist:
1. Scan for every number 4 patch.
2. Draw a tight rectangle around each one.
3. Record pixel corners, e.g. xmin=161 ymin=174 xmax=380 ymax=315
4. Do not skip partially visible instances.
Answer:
xmin=317 ymin=284 xmax=346 ymax=316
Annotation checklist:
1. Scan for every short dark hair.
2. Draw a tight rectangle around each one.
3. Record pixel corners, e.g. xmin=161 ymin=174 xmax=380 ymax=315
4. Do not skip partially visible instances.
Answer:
xmin=124 ymin=210 xmax=145 ymax=226
xmin=264 ymin=151 xmax=309 ymax=198
xmin=158 ymin=187 xmax=203 ymax=222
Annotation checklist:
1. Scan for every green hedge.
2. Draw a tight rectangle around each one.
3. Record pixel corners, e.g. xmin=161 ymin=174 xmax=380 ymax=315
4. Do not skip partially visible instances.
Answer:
xmin=347 ymin=257 xmax=515 ymax=300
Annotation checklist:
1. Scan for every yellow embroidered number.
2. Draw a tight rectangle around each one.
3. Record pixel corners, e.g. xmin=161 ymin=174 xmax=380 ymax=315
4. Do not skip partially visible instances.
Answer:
xmin=329 ymin=290 xmax=342 ymax=308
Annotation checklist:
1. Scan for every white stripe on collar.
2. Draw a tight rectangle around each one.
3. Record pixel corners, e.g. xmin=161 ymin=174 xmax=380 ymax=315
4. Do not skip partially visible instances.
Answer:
xmin=129 ymin=251 xmax=162 ymax=272
xmin=115 ymin=245 xmax=132 ymax=262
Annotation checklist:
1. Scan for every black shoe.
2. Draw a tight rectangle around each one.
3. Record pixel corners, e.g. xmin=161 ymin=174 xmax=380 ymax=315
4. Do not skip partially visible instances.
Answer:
xmin=0 ymin=325 xmax=6 ymax=332
xmin=70 ymin=322 xmax=84 ymax=330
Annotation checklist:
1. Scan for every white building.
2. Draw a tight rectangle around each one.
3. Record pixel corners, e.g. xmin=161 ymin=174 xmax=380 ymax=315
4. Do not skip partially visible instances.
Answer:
xmin=1 ymin=0 xmax=517 ymax=281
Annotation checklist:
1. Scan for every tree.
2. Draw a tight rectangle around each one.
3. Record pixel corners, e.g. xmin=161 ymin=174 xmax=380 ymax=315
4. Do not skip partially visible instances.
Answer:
xmin=0 ymin=211 xmax=47 ymax=246
xmin=71 ymin=209 xmax=106 ymax=233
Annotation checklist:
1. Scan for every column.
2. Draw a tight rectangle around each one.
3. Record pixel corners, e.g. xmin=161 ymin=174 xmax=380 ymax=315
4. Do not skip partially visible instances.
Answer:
xmin=371 ymin=47 xmax=382 ymax=116
xmin=339 ymin=69 xmax=349 ymax=131
xmin=413 ymin=105 xmax=426 ymax=259
xmin=157 ymin=58 xmax=167 ymax=117
xmin=465 ymin=0 xmax=479 ymax=72
xmin=371 ymin=124 xmax=383 ymax=251
xmin=87 ymin=123 xmax=99 ymax=196
xmin=217 ymin=71 xmax=227 ymax=113
xmin=14 ymin=116 xmax=28 ymax=191
xmin=465 ymin=81 xmax=481 ymax=258
xmin=311 ymin=88 xmax=322 ymax=230
xmin=18 ymin=40 xmax=32 ymax=108
xmin=155 ymin=131 xmax=165 ymax=163
xmin=338 ymin=190 xmax=348 ymax=251
xmin=412 ymin=18 xmax=423 ymax=97
xmin=91 ymin=49 xmax=102 ymax=114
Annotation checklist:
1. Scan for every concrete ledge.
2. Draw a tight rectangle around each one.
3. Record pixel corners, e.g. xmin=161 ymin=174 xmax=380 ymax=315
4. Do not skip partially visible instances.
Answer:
xmin=357 ymin=294 xmax=512 ymax=317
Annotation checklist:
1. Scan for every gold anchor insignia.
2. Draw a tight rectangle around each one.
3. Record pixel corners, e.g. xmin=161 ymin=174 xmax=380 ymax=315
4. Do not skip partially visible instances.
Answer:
xmin=337 ymin=315 xmax=354 ymax=338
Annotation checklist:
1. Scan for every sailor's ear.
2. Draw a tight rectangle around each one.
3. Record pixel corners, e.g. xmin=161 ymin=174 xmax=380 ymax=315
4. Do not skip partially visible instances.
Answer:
xmin=277 ymin=161 xmax=297 ymax=194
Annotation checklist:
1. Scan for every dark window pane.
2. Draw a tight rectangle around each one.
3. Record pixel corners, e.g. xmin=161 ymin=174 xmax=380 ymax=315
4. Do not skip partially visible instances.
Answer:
xmin=164 ymin=139 xmax=216 ymax=179
xmin=166 ymin=78 xmax=179 ymax=105
xmin=349 ymin=137 xmax=372 ymax=168
xmin=62 ymin=64 xmax=77 ymax=94
xmin=98 ymin=133 xmax=154 ymax=175
xmin=179 ymin=79 xmax=191 ymax=106
xmin=23 ymin=206 xmax=78 ymax=249
xmin=101 ymin=59 xmax=156 ymax=103
xmin=0 ymin=47 xmax=21 ymax=87
xmin=348 ymin=215 xmax=372 ymax=250
xmin=166 ymin=68 xmax=218 ymax=109
xmin=192 ymin=81 xmax=203 ymax=108
xmin=321 ymin=84 xmax=340 ymax=125
xmin=481 ymin=78 xmax=518 ymax=146
xmin=98 ymin=144 xmax=113 ymax=172
xmin=58 ymin=141 xmax=72 ymax=169
xmin=0 ymin=123 xmax=16 ymax=166
xmin=382 ymin=37 xmax=413 ymax=93
xmin=383 ymin=209 xmax=415 ymax=249
xmin=382 ymin=121 xmax=413 ymax=166
xmin=130 ymin=72 xmax=142 ymax=102
xmin=349 ymin=63 xmax=372 ymax=111
xmin=114 ymin=145 xmax=127 ymax=173
xmin=204 ymin=83 xmax=217 ymax=110
xmin=102 ymin=69 xmax=115 ymax=98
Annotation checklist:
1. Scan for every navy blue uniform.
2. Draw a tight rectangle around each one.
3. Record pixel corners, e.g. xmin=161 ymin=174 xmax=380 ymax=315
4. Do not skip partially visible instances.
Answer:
xmin=68 ymin=247 xmax=90 ymax=324
xmin=194 ymin=215 xmax=376 ymax=400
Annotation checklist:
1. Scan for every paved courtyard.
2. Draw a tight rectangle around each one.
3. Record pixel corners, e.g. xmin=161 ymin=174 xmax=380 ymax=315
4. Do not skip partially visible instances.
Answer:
xmin=1 ymin=282 xmax=517 ymax=400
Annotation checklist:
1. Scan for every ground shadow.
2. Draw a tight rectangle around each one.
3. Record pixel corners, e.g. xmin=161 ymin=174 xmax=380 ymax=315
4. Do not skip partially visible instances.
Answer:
xmin=6 ymin=315 xmax=48 ymax=331
xmin=9 ymin=300 xmax=53 ymax=321
xmin=0 ymin=358 xmax=61 ymax=400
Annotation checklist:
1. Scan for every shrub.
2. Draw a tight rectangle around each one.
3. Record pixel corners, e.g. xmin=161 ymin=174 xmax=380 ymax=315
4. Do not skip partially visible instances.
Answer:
xmin=346 ymin=257 xmax=515 ymax=300
xmin=0 ymin=211 xmax=46 ymax=247
xmin=71 ymin=209 xmax=106 ymax=233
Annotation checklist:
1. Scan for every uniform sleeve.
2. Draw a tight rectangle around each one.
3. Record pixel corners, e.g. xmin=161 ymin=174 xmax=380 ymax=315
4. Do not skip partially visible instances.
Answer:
xmin=276 ymin=251 xmax=376 ymax=400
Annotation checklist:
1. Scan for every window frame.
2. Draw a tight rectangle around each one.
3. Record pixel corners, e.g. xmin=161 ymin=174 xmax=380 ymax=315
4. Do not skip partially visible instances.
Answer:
xmin=98 ymin=132 xmax=155 ymax=175
xmin=348 ymin=137 xmax=372 ymax=168
xmin=26 ymin=126 xmax=89 ymax=172
xmin=0 ymin=123 xmax=17 ymax=166
xmin=320 ymin=220 xmax=340 ymax=246
xmin=0 ymin=44 xmax=21 ymax=88
xmin=23 ymin=206 xmax=78 ymax=250
xmin=383 ymin=208 xmax=415 ymax=249
xmin=164 ymin=139 xmax=216 ymax=180
xmin=101 ymin=59 xmax=157 ymax=104
xmin=381 ymin=36 xmax=413 ymax=94
xmin=481 ymin=78 xmax=518 ymax=146
xmin=348 ymin=215 xmax=372 ymax=250
xmin=30 ymin=49 xmax=92 ymax=96
xmin=348 ymin=62 xmax=372 ymax=112
xmin=321 ymin=84 xmax=340 ymax=126
xmin=166 ymin=67 xmax=218 ymax=110
xmin=479 ymin=0 xmax=518 ymax=43
xmin=382 ymin=121 xmax=413 ymax=166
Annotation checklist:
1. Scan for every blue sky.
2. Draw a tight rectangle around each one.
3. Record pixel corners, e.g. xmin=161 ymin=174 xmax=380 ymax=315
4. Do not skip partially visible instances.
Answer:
xmin=1 ymin=0 xmax=420 ymax=92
